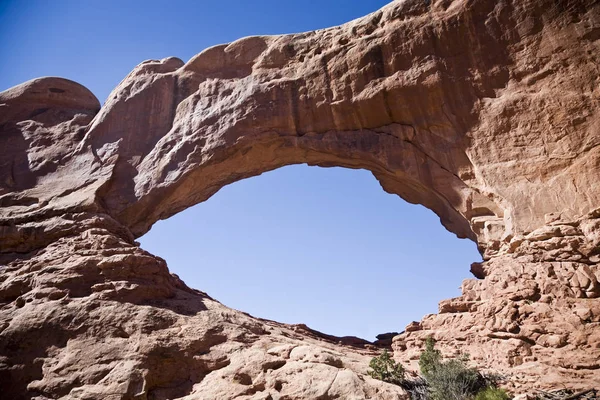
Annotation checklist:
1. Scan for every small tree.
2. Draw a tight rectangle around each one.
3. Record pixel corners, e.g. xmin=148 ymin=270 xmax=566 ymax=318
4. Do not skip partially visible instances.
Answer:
xmin=419 ymin=337 xmax=442 ymax=376
xmin=367 ymin=349 xmax=405 ymax=385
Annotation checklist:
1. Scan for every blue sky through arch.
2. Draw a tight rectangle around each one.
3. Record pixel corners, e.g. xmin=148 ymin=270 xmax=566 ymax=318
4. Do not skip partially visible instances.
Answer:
xmin=0 ymin=0 xmax=482 ymax=340
xmin=138 ymin=165 xmax=480 ymax=340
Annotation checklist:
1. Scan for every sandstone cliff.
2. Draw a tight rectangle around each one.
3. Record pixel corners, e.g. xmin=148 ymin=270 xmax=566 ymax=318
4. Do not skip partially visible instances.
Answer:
xmin=1 ymin=0 xmax=599 ymax=398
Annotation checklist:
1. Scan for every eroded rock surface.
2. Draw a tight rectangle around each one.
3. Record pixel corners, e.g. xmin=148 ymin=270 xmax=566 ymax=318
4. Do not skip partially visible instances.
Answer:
xmin=394 ymin=209 xmax=600 ymax=392
xmin=1 ymin=0 xmax=599 ymax=398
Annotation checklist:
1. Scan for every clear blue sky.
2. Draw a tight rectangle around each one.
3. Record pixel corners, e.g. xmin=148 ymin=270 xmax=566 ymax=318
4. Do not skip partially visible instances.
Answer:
xmin=1 ymin=0 xmax=481 ymax=340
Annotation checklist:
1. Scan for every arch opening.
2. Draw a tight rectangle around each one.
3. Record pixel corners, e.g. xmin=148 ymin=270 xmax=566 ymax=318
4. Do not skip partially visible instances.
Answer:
xmin=114 ymin=123 xmax=488 ymax=247
xmin=138 ymin=164 xmax=481 ymax=340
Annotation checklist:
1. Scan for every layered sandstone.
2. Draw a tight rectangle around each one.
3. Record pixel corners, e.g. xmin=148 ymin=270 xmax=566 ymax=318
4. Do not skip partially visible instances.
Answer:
xmin=1 ymin=0 xmax=599 ymax=398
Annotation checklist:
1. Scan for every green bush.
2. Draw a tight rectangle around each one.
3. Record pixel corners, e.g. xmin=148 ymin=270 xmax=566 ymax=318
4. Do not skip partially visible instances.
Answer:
xmin=419 ymin=338 xmax=487 ymax=400
xmin=367 ymin=349 xmax=405 ymax=385
xmin=367 ymin=338 xmax=510 ymax=400
xmin=418 ymin=337 xmax=442 ymax=376
xmin=474 ymin=387 xmax=510 ymax=400
xmin=425 ymin=359 xmax=485 ymax=400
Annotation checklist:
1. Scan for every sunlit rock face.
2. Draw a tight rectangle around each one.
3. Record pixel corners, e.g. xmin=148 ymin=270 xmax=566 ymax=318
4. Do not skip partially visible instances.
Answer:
xmin=1 ymin=0 xmax=599 ymax=398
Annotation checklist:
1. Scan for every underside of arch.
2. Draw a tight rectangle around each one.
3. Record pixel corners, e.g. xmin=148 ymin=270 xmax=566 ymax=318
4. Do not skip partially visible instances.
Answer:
xmin=2 ymin=0 xmax=597 ymax=261
xmin=1 ymin=0 xmax=600 ymax=397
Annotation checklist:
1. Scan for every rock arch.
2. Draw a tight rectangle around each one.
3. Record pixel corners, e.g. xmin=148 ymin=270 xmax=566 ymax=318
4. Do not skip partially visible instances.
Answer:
xmin=1 ymin=0 xmax=600 ymax=397
xmin=87 ymin=20 xmax=491 ymax=247
xmin=3 ymin=0 xmax=599 ymax=256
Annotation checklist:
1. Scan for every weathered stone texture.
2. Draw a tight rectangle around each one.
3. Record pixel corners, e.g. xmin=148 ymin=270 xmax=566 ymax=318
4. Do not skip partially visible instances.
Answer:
xmin=1 ymin=0 xmax=599 ymax=398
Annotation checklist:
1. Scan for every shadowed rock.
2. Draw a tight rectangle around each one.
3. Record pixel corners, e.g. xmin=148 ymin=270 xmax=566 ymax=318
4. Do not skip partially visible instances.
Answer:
xmin=1 ymin=0 xmax=599 ymax=398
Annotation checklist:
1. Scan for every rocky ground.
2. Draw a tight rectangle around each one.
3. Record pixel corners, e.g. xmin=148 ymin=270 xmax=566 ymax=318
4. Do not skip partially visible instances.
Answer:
xmin=1 ymin=0 xmax=600 ymax=398
xmin=0 ymin=214 xmax=409 ymax=399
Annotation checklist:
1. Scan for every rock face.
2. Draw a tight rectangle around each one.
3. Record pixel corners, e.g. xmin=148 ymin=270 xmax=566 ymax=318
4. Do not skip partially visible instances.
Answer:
xmin=394 ymin=209 xmax=600 ymax=392
xmin=1 ymin=0 xmax=599 ymax=398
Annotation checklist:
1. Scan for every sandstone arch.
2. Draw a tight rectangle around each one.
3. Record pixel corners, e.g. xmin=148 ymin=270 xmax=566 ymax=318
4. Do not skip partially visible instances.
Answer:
xmin=3 ymin=0 xmax=599 ymax=257
xmin=1 ymin=0 xmax=600 ymax=397
xmin=87 ymin=18 xmax=489 ymax=247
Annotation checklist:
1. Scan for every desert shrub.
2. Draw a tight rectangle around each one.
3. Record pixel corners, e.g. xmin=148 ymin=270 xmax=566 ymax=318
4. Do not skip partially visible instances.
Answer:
xmin=368 ymin=338 xmax=510 ymax=400
xmin=474 ymin=387 xmax=511 ymax=400
xmin=425 ymin=358 xmax=486 ymax=400
xmin=367 ymin=349 xmax=405 ymax=385
xmin=418 ymin=337 xmax=442 ymax=376
xmin=419 ymin=338 xmax=487 ymax=400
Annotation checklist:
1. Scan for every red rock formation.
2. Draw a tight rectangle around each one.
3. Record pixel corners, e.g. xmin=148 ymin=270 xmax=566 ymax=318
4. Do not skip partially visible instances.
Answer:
xmin=1 ymin=0 xmax=599 ymax=398
xmin=394 ymin=209 xmax=600 ymax=392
